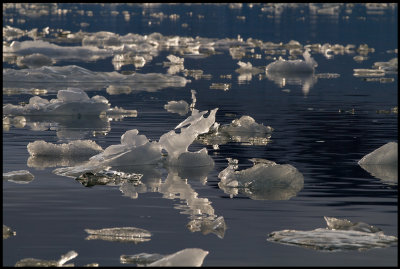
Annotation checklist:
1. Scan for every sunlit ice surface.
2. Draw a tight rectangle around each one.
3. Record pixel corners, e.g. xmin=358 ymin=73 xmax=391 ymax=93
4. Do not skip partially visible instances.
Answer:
xmin=3 ymin=3 xmax=398 ymax=267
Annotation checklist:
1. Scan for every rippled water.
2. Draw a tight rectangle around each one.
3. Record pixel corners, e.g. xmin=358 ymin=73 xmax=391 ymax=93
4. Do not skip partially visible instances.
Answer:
xmin=3 ymin=3 xmax=398 ymax=266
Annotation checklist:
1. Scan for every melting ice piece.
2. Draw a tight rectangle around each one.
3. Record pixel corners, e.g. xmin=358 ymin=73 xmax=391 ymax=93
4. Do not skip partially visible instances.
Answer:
xmin=373 ymin=58 xmax=398 ymax=73
xmin=147 ymin=248 xmax=209 ymax=267
xmin=358 ymin=142 xmax=398 ymax=184
xmin=218 ymin=158 xmax=304 ymax=200
xmin=85 ymin=227 xmax=151 ymax=243
xmin=120 ymin=253 xmax=164 ymax=265
xmin=15 ymin=250 xmax=78 ymax=267
xmin=3 ymin=224 xmax=16 ymax=239
xmin=3 ymin=88 xmax=110 ymax=116
xmin=235 ymin=61 xmax=264 ymax=82
xmin=27 ymin=140 xmax=103 ymax=157
xmin=358 ymin=142 xmax=398 ymax=165
xmin=198 ymin=115 xmax=273 ymax=146
xmin=187 ymin=216 xmax=227 ymax=239
xmin=3 ymin=170 xmax=34 ymax=184
xmin=267 ymin=217 xmax=397 ymax=252
xmin=75 ymin=170 xmax=142 ymax=187
xmin=164 ymin=100 xmax=189 ymax=116
xmin=353 ymin=68 xmax=385 ymax=77
xmin=266 ymin=50 xmax=318 ymax=74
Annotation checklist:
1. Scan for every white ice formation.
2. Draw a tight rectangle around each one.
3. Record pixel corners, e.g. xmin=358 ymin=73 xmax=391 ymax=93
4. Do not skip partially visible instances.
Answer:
xmin=358 ymin=142 xmax=398 ymax=165
xmin=164 ymin=100 xmax=190 ymax=116
xmin=27 ymin=140 xmax=103 ymax=157
xmin=16 ymin=53 xmax=54 ymax=68
xmin=235 ymin=61 xmax=264 ymax=82
xmin=198 ymin=115 xmax=273 ymax=146
xmin=266 ymin=50 xmax=318 ymax=74
xmin=15 ymin=250 xmax=78 ymax=267
xmin=53 ymin=108 xmax=218 ymax=177
xmin=267 ymin=217 xmax=397 ymax=252
xmin=147 ymin=248 xmax=209 ymax=267
xmin=358 ymin=142 xmax=398 ymax=184
xmin=84 ymin=227 xmax=151 ymax=243
xmin=218 ymin=158 xmax=304 ymax=200
xmin=3 ymin=88 xmax=110 ymax=116
xmin=3 ymin=170 xmax=34 ymax=184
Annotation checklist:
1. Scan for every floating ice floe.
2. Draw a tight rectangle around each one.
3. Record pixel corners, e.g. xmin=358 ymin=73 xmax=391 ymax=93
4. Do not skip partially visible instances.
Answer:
xmin=3 ymin=170 xmax=34 ymax=184
xmin=218 ymin=158 xmax=304 ymax=200
xmin=3 ymin=40 xmax=113 ymax=62
xmin=267 ymin=216 xmax=398 ymax=252
xmin=84 ymin=227 xmax=151 ymax=243
xmin=15 ymin=250 xmax=78 ymax=267
xmin=3 ymin=225 xmax=16 ymax=239
xmin=235 ymin=61 xmax=264 ymax=82
xmin=197 ymin=115 xmax=273 ymax=146
xmin=147 ymin=248 xmax=209 ymax=267
xmin=358 ymin=142 xmax=398 ymax=184
xmin=27 ymin=140 xmax=103 ymax=157
xmin=164 ymin=100 xmax=190 ymax=116
xmin=3 ymin=65 xmax=189 ymax=93
xmin=266 ymin=50 xmax=318 ymax=74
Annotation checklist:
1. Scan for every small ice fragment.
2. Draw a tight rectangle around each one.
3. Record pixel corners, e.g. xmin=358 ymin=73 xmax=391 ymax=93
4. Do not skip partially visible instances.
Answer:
xmin=147 ymin=248 xmax=209 ymax=267
xmin=3 ymin=170 xmax=34 ymax=184
xmin=85 ymin=227 xmax=151 ymax=243
xmin=164 ymin=100 xmax=189 ymax=116
xmin=266 ymin=49 xmax=317 ymax=74
xmin=358 ymin=142 xmax=397 ymax=165
xmin=324 ymin=216 xmax=381 ymax=233
xmin=17 ymin=53 xmax=54 ymax=68
xmin=120 ymin=253 xmax=164 ymax=265
xmin=353 ymin=68 xmax=385 ymax=77
xmin=3 ymin=224 xmax=16 ymax=239
xmin=187 ymin=216 xmax=227 ymax=239
xmin=27 ymin=140 xmax=103 ymax=157
xmin=76 ymin=170 xmax=142 ymax=187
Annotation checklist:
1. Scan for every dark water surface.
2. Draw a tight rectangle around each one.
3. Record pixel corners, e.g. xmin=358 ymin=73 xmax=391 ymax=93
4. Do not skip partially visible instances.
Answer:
xmin=3 ymin=3 xmax=398 ymax=266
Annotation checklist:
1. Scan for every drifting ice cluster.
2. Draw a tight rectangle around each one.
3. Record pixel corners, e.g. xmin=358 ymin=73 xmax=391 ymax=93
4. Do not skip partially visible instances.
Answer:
xmin=218 ymin=158 xmax=304 ymax=200
xmin=267 ymin=216 xmax=398 ymax=251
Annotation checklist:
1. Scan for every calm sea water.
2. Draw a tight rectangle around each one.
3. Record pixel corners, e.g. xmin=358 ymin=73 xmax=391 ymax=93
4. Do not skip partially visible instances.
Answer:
xmin=3 ymin=3 xmax=398 ymax=266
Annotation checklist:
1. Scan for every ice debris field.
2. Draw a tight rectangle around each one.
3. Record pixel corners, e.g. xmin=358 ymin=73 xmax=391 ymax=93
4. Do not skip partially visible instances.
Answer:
xmin=2 ymin=3 xmax=398 ymax=267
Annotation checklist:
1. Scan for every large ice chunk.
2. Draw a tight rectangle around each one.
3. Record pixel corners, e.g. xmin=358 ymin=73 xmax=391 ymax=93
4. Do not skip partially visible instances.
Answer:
xmin=198 ymin=115 xmax=273 ymax=146
xmin=218 ymin=158 xmax=304 ymax=200
xmin=266 ymin=50 xmax=317 ymax=74
xmin=358 ymin=142 xmax=397 ymax=165
xmin=147 ymin=248 xmax=209 ymax=267
xmin=267 ymin=217 xmax=397 ymax=252
xmin=27 ymin=140 xmax=103 ymax=157
xmin=3 ymin=170 xmax=34 ymax=184
xmin=358 ymin=142 xmax=398 ymax=184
